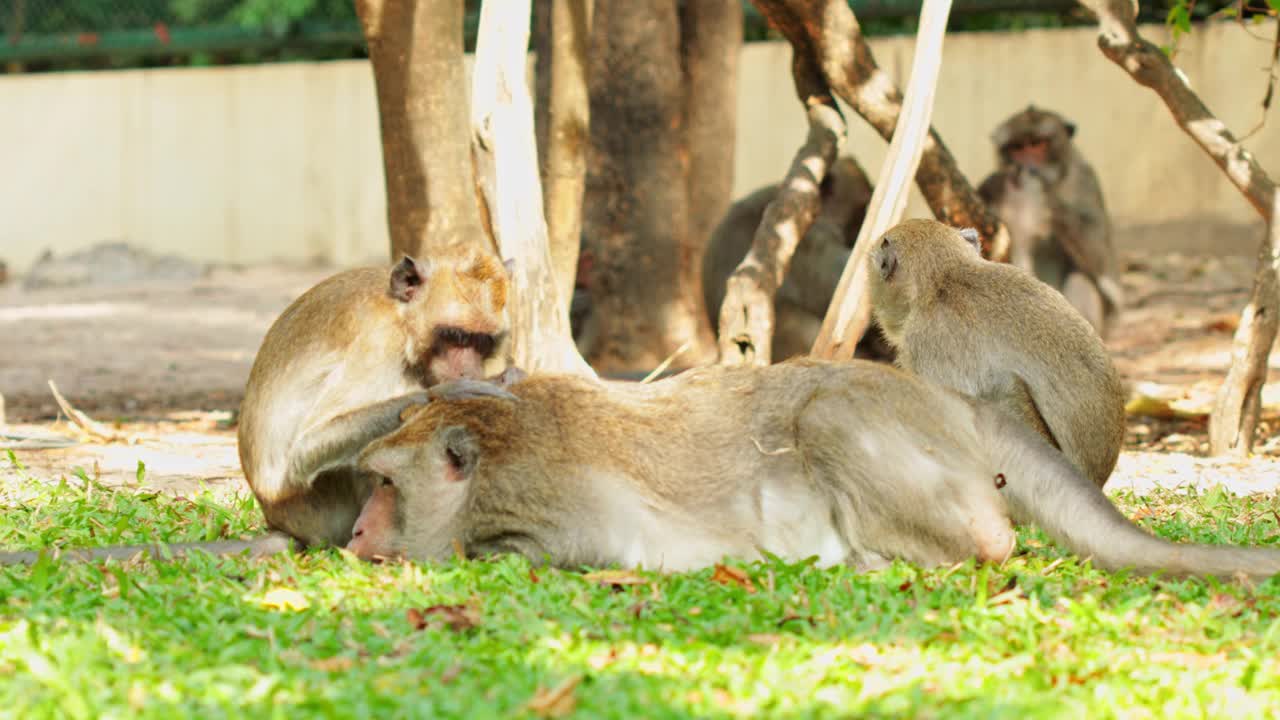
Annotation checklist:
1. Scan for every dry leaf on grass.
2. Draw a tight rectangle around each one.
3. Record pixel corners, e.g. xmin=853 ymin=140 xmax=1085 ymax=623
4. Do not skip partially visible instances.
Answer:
xmin=406 ymin=603 xmax=481 ymax=632
xmin=1203 ymin=315 xmax=1240 ymax=333
xmin=527 ymin=674 xmax=582 ymax=718
xmin=711 ymin=563 xmax=756 ymax=593
xmin=581 ymin=569 xmax=648 ymax=587
xmin=1146 ymin=650 xmax=1227 ymax=669
xmin=309 ymin=656 xmax=356 ymax=672
xmin=259 ymin=588 xmax=310 ymax=612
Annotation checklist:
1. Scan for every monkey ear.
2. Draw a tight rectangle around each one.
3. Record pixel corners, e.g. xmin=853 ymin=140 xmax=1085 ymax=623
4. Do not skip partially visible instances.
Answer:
xmin=875 ymin=236 xmax=899 ymax=281
xmin=1064 ymin=121 xmax=1077 ymax=138
xmin=439 ymin=425 xmax=480 ymax=482
xmin=389 ymin=256 xmax=426 ymax=303
xmin=957 ymin=228 xmax=982 ymax=254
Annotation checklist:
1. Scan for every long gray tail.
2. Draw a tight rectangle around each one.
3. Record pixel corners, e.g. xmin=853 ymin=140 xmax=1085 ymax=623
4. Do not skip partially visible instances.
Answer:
xmin=0 ymin=533 xmax=294 ymax=566
xmin=980 ymin=405 xmax=1280 ymax=581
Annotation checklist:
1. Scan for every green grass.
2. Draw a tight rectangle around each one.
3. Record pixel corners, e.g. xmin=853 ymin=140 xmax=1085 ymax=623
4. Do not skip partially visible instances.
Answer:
xmin=3 ymin=452 xmax=1280 ymax=719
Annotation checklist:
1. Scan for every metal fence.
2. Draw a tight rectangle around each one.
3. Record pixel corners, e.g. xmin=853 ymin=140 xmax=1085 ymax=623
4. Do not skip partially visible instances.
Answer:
xmin=1 ymin=0 xmax=1176 ymax=70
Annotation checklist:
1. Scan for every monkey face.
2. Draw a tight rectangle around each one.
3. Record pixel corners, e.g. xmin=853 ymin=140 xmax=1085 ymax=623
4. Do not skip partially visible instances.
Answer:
xmin=352 ymin=421 xmax=479 ymax=563
xmin=991 ymin=106 xmax=1077 ymax=185
xmin=388 ymin=250 xmax=512 ymax=385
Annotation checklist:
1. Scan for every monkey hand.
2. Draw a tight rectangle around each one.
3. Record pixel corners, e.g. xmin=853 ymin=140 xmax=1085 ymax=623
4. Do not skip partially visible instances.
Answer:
xmin=427 ymin=379 xmax=521 ymax=403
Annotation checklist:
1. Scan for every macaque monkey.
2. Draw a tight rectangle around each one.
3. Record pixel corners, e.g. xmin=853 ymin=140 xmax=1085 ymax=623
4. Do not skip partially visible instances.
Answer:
xmin=0 ymin=250 xmax=520 ymax=566
xmin=346 ymin=362 xmax=1280 ymax=581
xmin=0 ymin=378 xmax=521 ymax=567
xmin=867 ymin=219 xmax=1125 ymax=488
xmin=978 ymin=106 xmax=1122 ymax=335
xmin=701 ymin=156 xmax=884 ymax=361
xmin=237 ymin=247 xmax=514 ymax=549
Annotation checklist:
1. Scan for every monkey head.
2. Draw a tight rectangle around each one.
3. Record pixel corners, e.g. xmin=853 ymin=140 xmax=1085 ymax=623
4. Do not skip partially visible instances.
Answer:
xmin=867 ymin=219 xmax=981 ymax=344
xmin=347 ymin=381 xmax=527 ymax=563
xmin=388 ymin=247 xmax=513 ymax=385
xmin=990 ymin=105 xmax=1077 ymax=185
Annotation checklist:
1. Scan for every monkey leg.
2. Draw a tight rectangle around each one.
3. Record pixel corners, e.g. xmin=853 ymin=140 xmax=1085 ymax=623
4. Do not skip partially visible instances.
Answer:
xmin=1061 ymin=271 xmax=1105 ymax=336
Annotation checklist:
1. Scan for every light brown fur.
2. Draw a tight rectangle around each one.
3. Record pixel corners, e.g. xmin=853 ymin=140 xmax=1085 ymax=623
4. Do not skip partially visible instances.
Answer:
xmin=978 ymin=106 xmax=1121 ymax=335
xmin=867 ymin=218 xmax=1125 ymax=488
xmin=347 ymin=363 xmax=1280 ymax=582
xmin=237 ymin=244 xmax=512 ymax=548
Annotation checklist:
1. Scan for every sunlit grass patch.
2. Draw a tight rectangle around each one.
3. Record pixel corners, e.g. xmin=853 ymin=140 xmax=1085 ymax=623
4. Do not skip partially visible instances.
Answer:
xmin=2 ymin=455 xmax=1279 ymax=718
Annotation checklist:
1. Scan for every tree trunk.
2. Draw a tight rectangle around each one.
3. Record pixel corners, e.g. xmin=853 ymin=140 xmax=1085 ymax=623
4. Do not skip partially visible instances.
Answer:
xmin=811 ymin=0 xmax=952 ymax=360
xmin=533 ymin=0 xmax=552 ymax=175
xmin=717 ymin=48 xmax=845 ymax=366
xmin=581 ymin=0 xmax=717 ymax=373
xmin=681 ymin=0 xmax=743 ymax=270
xmin=471 ymin=0 xmax=595 ymax=377
xmin=1209 ymin=188 xmax=1280 ymax=456
xmin=356 ymin=0 xmax=489 ymax=259
xmin=541 ymin=0 xmax=595 ymax=307
xmin=750 ymin=0 xmax=1009 ymax=260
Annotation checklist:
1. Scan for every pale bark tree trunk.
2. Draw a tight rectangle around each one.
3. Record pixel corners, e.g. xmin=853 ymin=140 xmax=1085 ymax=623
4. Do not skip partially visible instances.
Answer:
xmin=356 ymin=0 xmax=489 ymax=259
xmin=750 ymin=0 xmax=1009 ymax=260
xmin=541 ymin=0 xmax=595 ymax=307
xmin=681 ymin=0 xmax=743 ymax=271
xmin=717 ymin=49 xmax=846 ymax=366
xmin=811 ymin=0 xmax=952 ymax=360
xmin=581 ymin=0 xmax=717 ymax=373
xmin=472 ymin=0 xmax=595 ymax=377
xmin=1209 ymin=191 xmax=1280 ymax=456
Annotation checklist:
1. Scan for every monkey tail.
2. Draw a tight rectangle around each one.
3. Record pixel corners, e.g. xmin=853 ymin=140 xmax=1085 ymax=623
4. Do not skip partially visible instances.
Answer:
xmin=980 ymin=405 xmax=1280 ymax=581
xmin=0 ymin=533 xmax=294 ymax=566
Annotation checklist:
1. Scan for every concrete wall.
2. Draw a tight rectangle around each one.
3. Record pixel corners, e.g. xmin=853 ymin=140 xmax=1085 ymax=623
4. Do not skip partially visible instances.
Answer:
xmin=2 ymin=21 xmax=1277 ymax=274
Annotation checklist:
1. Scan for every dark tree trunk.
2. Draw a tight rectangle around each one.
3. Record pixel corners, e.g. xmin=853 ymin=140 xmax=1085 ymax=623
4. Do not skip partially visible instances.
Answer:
xmin=533 ymin=0 xmax=552 ymax=180
xmin=356 ymin=0 xmax=489 ymax=259
xmin=681 ymin=0 xmax=743 ymax=266
xmin=581 ymin=0 xmax=717 ymax=372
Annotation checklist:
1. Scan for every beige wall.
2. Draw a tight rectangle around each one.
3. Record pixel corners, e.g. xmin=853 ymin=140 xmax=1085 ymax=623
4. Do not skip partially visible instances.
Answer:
xmin=2 ymin=21 xmax=1276 ymax=274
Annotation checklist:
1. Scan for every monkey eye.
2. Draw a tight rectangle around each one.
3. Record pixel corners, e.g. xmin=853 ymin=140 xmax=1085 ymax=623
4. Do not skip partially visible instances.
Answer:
xmin=380 ymin=476 xmax=395 ymax=488
xmin=445 ymin=446 xmax=463 ymax=470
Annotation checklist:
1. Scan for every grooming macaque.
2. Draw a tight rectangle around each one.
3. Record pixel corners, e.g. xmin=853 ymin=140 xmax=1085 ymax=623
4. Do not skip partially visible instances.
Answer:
xmin=237 ymin=247 xmax=514 ymax=549
xmin=701 ymin=156 xmax=889 ymax=361
xmin=867 ymin=219 xmax=1125 ymax=488
xmin=346 ymin=362 xmax=1280 ymax=581
xmin=978 ymin=106 xmax=1122 ymax=335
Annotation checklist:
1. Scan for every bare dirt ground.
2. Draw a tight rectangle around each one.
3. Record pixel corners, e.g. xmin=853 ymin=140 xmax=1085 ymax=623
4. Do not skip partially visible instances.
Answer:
xmin=2 ymin=250 xmax=1279 ymax=501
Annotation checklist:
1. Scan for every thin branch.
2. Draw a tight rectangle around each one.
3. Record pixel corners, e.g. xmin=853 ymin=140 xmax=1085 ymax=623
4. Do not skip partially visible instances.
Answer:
xmin=1079 ymin=0 xmax=1276 ymax=222
xmin=810 ymin=0 xmax=952 ymax=360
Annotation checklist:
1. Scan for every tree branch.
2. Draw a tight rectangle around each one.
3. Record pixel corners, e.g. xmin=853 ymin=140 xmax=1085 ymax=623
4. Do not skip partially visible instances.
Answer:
xmin=752 ymin=0 xmax=1009 ymax=259
xmin=1209 ymin=188 xmax=1280 ymax=456
xmin=810 ymin=0 xmax=952 ymax=360
xmin=1078 ymin=0 xmax=1275 ymax=222
xmin=715 ymin=62 xmax=847 ymax=365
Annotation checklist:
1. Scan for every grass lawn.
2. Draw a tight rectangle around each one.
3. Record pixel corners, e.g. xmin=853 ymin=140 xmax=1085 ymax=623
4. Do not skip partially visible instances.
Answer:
xmin=2 ymin=450 xmax=1280 ymax=719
